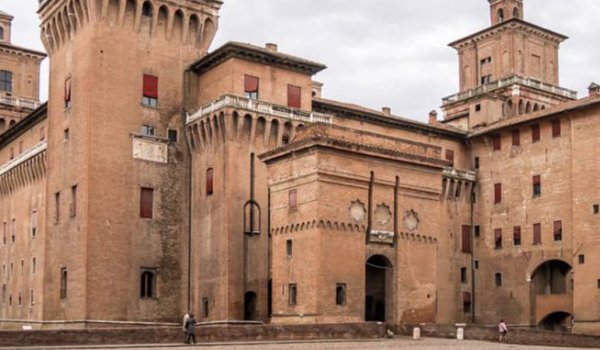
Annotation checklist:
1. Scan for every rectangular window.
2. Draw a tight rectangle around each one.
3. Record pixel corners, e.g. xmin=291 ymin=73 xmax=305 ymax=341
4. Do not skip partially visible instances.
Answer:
xmin=475 ymin=104 xmax=481 ymax=112
xmin=140 ymin=268 xmax=157 ymax=299
xmin=532 ymin=175 xmax=541 ymax=197
xmin=553 ymin=220 xmax=562 ymax=241
xmin=463 ymin=292 xmax=472 ymax=313
xmin=445 ymin=149 xmax=455 ymax=167
xmin=141 ymin=125 xmax=155 ymax=136
xmin=55 ymin=192 xmax=60 ymax=222
xmin=552 ymin=120 xmax=561 ymax=138
xmin=70 ymin=185 xmax=77 ymax=218
xmin=167 ymin=129 xmax=178 ymax=142
xmin=11 ymin=219 xmax=15 ymax=243
xmin=480 ymin=57 xmax=492 ymax=65
xmin=286 ymin=239 xmax=293 ymax=258
xmin=142 ymin=74 xmax=158 ymax=107
xmin=578 ymin=255 xmax=585 ymax=264
xmin=31 ymin=210 xmax=37 ymax=237
xmin=288 ymin=283 xmax=297 ymax=306
xmin=481 ymin=74 xmax=492 ymax=85
xmin=287 ymin=85 xmax=301 ymax=108
xmin=336 ymin=283 xmax=346 ymax=306
xmin=60 ymin=268 xmax=68 ymax=299
xmin=461 ymin=225 xmax=471 ymax=254
xmin=494 ymin=229 xmax=503 ymax=249
xmin=140 ymin=187 xmax=154 ymax=219
xmin=594 ymin=204 xmax=599 ymax=214
xmin=474 ymin=157 xmax=480 ymax=170
xmin=206 ymin=168 xmax=214 ymax=196
xmin=63 ymin=128 xmax=70 ymax=142
xmin=512 ymin=129 xmax=520 ymax=146
xmin=531 ymin=123 xmax=540 ymax=142
xmin=202 ymin=297 xmax=209 ymax=318
xmin=30 ymin=289 xmax=34 ymax=306
xmin=0 ymin=70 xmax=12 ymax=92
xmin=494 ymin=183 xmax=502 ymax=204
xmin=64 ymin=78 xmax=72 ymax=108
xmin=289 ymin=189 xmax=297 ymax=211
xmin=474 ymin=225 xmax=480 ymax=238
xmin=492 ymin=134 xmax=501 ymax=151
xmin=244 ymin=75 xmax=259 ymax=100
xmin=513 ymin=226 xmax=521 ymax=246
xmin=495 ymin=273 xmax=503 ymax=287
xmin=533 ymin=223 xmax=542 ymax=245
xmin=460 ymin=267 xmax=468 ymax=283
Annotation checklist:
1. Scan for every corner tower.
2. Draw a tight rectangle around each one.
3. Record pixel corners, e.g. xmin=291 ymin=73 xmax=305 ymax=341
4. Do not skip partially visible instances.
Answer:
xmin=442 ymin=0 xmax=576 ymax=130
xmin=38 ymin=0 xmax=221 ymax=325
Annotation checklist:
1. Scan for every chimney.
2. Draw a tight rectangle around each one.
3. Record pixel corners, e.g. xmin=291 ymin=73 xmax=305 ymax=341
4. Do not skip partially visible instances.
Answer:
xmin=265 ymin=43 xmax=278 ymax=52
xmin=429 ymin=110 xmax=438 ymax=124
xmin=382 ymin=107 xmax=391 ymax=116
xmin=589 ymin=82 xmax=600 ymax=97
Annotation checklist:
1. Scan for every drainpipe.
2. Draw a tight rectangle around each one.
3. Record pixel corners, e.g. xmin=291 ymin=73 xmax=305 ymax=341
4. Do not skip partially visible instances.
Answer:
xmin=470 ymin=182 xmax=477 ymax=323
xmin=366 ymin=171 xmax=374 ymax=244
xmin=267 ymin=186 xmax=272 ymax=319
xmin=182 ymin=69 xmax=193 ymax=311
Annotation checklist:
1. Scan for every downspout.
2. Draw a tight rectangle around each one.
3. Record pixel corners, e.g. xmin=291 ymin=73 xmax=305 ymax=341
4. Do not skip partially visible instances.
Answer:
xmin=366 ymin=171 xmax=374 ymax=244
xmin=267 ymin=186 xmax=272 ymax=318
xmin=470 ymin=181 xmax=477 ymax=323
xmin=182 ymin=69 xmax=193 ymax=311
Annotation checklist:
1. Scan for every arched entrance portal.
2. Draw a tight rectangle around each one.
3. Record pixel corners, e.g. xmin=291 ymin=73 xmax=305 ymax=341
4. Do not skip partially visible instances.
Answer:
xmin=244 ymin=291 xmax=257 ymax=321
xmin=540 ymin=312 xmax=572 ymax=332
xmin=531 ymin=260 xmax=573 ymax=330
xmin=532 ymin=260 xmax=572 ymax=295
xmin=365 ymin=255 xmax=393 ymax=322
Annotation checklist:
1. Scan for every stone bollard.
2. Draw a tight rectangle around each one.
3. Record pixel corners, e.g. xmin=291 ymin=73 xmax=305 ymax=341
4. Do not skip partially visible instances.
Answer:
xmin=456 ymin=327 xmax=464 ymax=340
xmin=413 ymin=327 xmax=421 ymax=340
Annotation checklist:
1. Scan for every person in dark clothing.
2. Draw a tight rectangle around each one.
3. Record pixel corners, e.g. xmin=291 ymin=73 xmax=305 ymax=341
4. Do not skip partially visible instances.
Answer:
xmin=185 ymin=313 xmax=197 ymax=344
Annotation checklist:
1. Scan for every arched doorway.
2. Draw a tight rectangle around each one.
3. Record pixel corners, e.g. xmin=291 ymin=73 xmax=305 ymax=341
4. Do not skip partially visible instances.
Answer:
xmin=532 ymin=260 xmax=572 ymax=295
xmin=365 ymin=255 xmax=393 ymax=322
xmin=540 ymin=311 xmax=572 ymax=332
xmin=244 ymin=291 xmax=257 ymax=321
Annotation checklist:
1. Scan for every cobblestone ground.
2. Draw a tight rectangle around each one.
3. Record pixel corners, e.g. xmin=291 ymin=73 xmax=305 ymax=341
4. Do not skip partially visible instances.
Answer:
xmin=58 ymin=337 xmax=588 ymax=350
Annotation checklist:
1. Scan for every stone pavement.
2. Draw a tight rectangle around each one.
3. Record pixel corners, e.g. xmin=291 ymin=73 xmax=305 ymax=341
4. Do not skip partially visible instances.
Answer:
xmin=6 ymin=337 xmax=591 ymax=350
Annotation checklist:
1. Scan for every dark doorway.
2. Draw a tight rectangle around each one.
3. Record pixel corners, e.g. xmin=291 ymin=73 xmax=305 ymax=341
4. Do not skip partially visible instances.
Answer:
xmin=532 ymin=260 xmax=572 ymax=295
xmin=540 ymin=312 xmax=572 ymax=332
xmin=365 ymin=255 xmax=392 ymax=322
xmin=267 ymin=279 xmax=272 ymax=317
xmin=244 ymin=291 xmax=257 ymax=321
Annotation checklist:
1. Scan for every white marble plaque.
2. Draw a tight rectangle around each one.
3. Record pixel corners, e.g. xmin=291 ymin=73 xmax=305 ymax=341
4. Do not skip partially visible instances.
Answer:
xmin=132 ymin=138 xmax=168 ymax=163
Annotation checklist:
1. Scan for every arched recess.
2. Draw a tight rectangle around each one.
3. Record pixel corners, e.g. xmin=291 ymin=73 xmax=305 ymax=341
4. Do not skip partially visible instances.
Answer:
xmin=518 ymin=99 xmax=524 ymax=115
xmin=123 ymin=0 xmax=136 ymax=30
xmin=242 ymin=114 xmax=253 ymax=142
xmin=513 ymin=7 xmax=519 ymax=19
xmin=107 ymin=0 xmax=120 ymax=25
xmin=268 ymin=119 xmax=279 ymax=147
xmin=140 ymin=1 xmax=154 ymax=36
xmin=188 ymin=14 xmax=199 ymax=45
xmin=232 ymin=111 xmax=240 ymax=140
xmin=211 ymin=115 xmax=220 ymax=145
xmin=533 ymin=103 xmax=540 ymax=112
xmin=539 ymin=311 xmax=572 ymax=332
xmin=0 ymin=119 xmax=6 ymax=132
xmin=531 ymin=260 xmax=572 ymax=295
xmin=525 ymin=101 xmax=532 ymax=114
xmin=157 ymin=5 xmax=169 ymax=39
xmin=218 ymin=112 xmax=226 ymax=142
xmin=9 ymin=120 xmax=16 ymax=128
xmin=255 ymin=117 xmax=266 ymax=146
xmin=201 ymin=17 xmax=215 ymax=51
xmin=172 ymin=9 xmax=184 ymax=42
xmin=497 ymin=8 xmax=505 ymax=22
xmin=365 ymin=255 xmax=393 ymax=323
xmin=67 ymin=2 xmax=79 ymax=34
xmin=282 ymin=121 xmax=293 ymax=145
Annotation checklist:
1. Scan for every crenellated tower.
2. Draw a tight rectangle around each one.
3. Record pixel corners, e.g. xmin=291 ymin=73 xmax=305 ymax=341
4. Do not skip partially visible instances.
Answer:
xmin=441 ymin=0 xmax=577 ymax=130
xmin=38 ymin=0 xmax=221 ymax=325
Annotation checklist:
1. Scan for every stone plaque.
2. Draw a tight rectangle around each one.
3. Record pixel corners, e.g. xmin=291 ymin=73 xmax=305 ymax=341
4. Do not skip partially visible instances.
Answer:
xmin=349 ymin=200 xmax=366 ymax=223
xmin=369 ymin=230 xmax=395 ymax=245
xmin=375 ymin=203 xmax=392 ymax=225
xmin=132 ymin=138 xmax=168 ymax=164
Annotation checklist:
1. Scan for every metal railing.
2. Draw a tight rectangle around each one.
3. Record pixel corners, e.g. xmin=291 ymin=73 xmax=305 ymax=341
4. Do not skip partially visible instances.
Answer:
xmin=0 ymin=95 xmax=41 ymax=110
xmin=442 ymin=75 xmax=577 ymax=105
xmin=187 ymin=94 xmax=334 ymax=125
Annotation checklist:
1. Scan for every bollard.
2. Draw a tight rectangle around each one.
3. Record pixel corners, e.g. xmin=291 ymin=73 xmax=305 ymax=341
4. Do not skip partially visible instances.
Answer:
xmin=413 ymin=327 xmax=421 ymax=340
xmin=456 ymin=327 xmax=464 ymax=340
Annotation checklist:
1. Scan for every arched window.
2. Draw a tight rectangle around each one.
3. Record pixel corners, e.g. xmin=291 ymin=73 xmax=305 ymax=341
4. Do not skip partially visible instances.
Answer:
xmin=497 ymin=9 xmax=505 ymax=23
xmin=513 ymin=7 xmax=519 ymax=18
xmin=142 ymin=1 xmax=153 ymax=17
xmin=140 ymin=269 xmax=156 ymax=298
xmin=336 ymin=283 xmax=346 ymax=306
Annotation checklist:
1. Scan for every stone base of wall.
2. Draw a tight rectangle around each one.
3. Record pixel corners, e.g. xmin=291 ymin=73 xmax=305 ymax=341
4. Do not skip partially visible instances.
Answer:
xmin=0 ymin=322 xmax=386 ymax=347
xmin=396 ymin=323 xmax=600 ymax=349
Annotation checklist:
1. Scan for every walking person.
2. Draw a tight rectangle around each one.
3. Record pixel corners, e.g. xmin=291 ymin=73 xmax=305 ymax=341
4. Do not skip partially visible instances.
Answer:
xmin=185 ymin=313 xmax=197 ymax=345
xmin=182 ymin=311 xmax=190 ymax=343
xmin=498 ymin=319 xmax=508 ymax=342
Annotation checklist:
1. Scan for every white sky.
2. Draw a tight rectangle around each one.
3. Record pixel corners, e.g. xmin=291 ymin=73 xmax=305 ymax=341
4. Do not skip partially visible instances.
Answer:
xmin=2 ymin=0 xmax=600 ymax=122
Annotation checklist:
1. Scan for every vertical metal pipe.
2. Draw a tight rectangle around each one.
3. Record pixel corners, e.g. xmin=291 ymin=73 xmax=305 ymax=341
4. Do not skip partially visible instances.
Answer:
xmin=366 ymin=171 xmax=374 ymax=244
xmin=267 ymin=186 xmax=272 ymax=318
xmin=181 ymin=69 xmax=193 ymax=312
xmin=470 ymin=183 xmax=477 ymax=323
xmin=393 ymin=176 xmax=399 ymax=247
xmin=250 ymin=153 xmax=255 ymax=234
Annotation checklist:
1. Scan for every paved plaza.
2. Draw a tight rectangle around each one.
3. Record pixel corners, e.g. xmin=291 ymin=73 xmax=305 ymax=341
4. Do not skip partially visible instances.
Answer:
xmin=15 ymin=338 xmax=591 ymax=350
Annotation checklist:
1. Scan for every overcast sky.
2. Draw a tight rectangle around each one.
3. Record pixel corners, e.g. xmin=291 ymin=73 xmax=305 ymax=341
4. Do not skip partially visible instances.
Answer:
xmin=3 ymin=0 xmax=600 ymax=122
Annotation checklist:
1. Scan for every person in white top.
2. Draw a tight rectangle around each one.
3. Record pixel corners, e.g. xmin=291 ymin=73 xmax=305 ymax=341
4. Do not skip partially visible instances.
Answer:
xmin=498 ymin=319 xmax=508 ymax=342
xmin=182 ymin=311 xmax=191 ymax=343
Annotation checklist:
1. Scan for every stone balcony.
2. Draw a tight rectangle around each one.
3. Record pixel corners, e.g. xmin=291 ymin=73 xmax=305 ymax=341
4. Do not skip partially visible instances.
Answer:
xmin=186 ymin=94 xmax=334 ymax=125
xmin=0 ymin=141 xmax=47 ymax=176
xmin=0 ymin=95 xmax=42 ymax=110
xmin=442 ymin=75 xmax=577 ymax=106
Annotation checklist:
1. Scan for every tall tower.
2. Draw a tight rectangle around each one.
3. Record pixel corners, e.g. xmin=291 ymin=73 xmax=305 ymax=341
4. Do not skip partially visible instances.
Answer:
xmin=38 ymin=0 xmax=221 ymax=324
xmin=441 ymin=0 xmax=576 ymax=130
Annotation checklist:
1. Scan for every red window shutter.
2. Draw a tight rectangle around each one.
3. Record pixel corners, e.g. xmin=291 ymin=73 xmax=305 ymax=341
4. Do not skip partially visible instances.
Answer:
xmin=531 ymin=124 xmax=540 ymax=142
xmin=494 ymin=183 xmax=502 ymax=204
xmin=64 ymin=78 xmax=71 ymax=103
xmin=554 ymin=220 xmax=562 ymax=235
xmin=532 ymin=175 xmax=541 ymax=185
xmin=206 ymin=168 xmax=214 ymax=195
xmin=461 ymin=225 xmax=471 ymax=254
xmin=552 ymin=120 xmax=561 ymax=137
xmin=533 ymin=223 xmax=541 ymax=245
xmin=289 ymin=189 xmax=297 ymax=210
xmin=287 ymin=85 xmax=301 ymax=108
xmin=445 ymin=149 xmax=455 ymax=167
xmin=143 ymin=75 xmax=158 ymax=98
xmin=244 ymin=75 xmax=259 ymax=93
xmin=463 ymin=291 xmax=472 ymax=303
xmin=492 ymin=134 xmax=501 ymax=151
xmin=512 ymin=129 xmax=520 ymax=146
xmin=140 ymin=188 xmax=154 ymax=219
